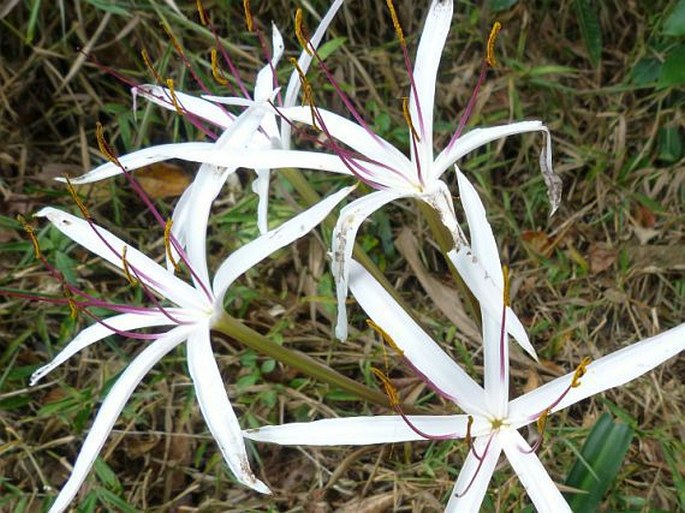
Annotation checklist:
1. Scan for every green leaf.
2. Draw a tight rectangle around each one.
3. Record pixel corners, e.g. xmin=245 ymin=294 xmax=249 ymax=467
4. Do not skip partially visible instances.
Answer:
xmin=574 ymin=0 xmax=603 ymax=66
xmin=658 ymin=126 xmax=683 ymax=162
xmin=489 ymin=0 xmax=519 ymax=11
xmin=663 ymin=0 xmax=685 ymax=36
xmin=629 ymin=58 xmax=662 ymax=86
xmin=659 ymin=45 xmax=685 ymax=88
xmin=93 ymin=458 xmax=122 ymax=491
xmin=564 ymin=413 xmax=634 ymax=512
xmin=316 ymin=36 xmax=347 ymax=61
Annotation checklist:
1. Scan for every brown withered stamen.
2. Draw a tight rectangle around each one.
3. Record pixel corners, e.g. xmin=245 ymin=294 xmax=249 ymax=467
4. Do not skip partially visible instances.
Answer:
xmin=210 ymin=48 xmax=229 ymax=86
xmin=402 ymin=96 xmax=420 ymax=143
xmin=243 ymin=0 xmax=254 ymax=32
xmin=164 ymin=218 xmax=181 ymax=273
xmin=140 ymin=48 xmax=163 ymax=84
xmin=17 ymin=214 xmax=42 ymax=259
xmin=64 ymin=176 xmax=91 ymax=219
xmin=385 ymin=0 xmax=406 ymax=48
xmin=295 ymin=8 xmax=312 ymax=55
xmin=486 ymin=22 xmax=502 ymax=67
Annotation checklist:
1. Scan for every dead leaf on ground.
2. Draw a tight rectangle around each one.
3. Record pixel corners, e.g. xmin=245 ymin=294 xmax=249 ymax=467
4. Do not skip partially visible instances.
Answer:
xmin=634 ymin=204 xmax=656 ymax=228
xmin=136 ymin=163 xmax=190 ymax=199
xmin=395 ymin=227 xmax=480 ymax=343
xmin=335 ymin=492 xmax=395 ymax=513
xmin=522 ymin=230 xmax=553 ymax=257
xmin=588 ymin=242 xmax=616 ymax=274
xmin=628 ymin=245 xmax=685 ymax=272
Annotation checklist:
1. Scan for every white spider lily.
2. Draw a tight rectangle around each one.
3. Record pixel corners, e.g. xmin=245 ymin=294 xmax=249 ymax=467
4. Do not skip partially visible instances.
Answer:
xmin=32 ymin=185 xmax=352 ymax=513
xmin=63 ymin=0 xmax=344 ymax=247
xmin=243 ymin=176 xmax=683 ymax=511
xmin=246 ymin=261 xmax=684 ymax=512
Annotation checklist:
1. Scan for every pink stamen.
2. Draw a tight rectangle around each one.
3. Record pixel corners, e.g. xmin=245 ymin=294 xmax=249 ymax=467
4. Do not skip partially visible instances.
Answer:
xmin=454 ymin=432 xmax=496 ymax=498
xmin=446 ymin=61 xmax=489 ymax=149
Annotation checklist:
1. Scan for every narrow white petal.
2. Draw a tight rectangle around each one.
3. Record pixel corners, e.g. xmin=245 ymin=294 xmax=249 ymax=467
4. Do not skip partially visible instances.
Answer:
xmin=331 ymin=190 xmax=405 ymax=341
xmin=45 ymin=327 xmax=188 ymax=513
xmin=434 ymin=121 xmax=545 ymax=178
xmin=282 ymin=0 xmax=345 ymax=145
xmin=30 ymin=311 xmax=176 ymax=385
xmin=252 ymin=168 xmax=271 ymax=234
xmin=212 ymin=186 xmax=354 ymax=304
xmin=65 ymin=142 xmax=352 ymax=186
xmin=279 ymin=106 xmax=410 ymax=177
xmin=456 ymin=169 xmax=509 ymax=414
xmin=456 ymin=168 xmax=502 ymax=286
xmin=187 ymin=327 xmax=270 ymax=494
xmin=133 ymin=84 xmax=234 ymax=128
xmin=501 ymin=430 xmax=572 ymax=513
xmin=182 ymin=165 xmax=230 ymax=289
xmin=166 ymin=183 xmax=193 ymax=272
xmin=447 ymin=247 xmax=537 ymax=360
xmin=349 ymin=260 xmax=486 ymax=415
xmin=482 ymin=316 xmax=509 ymax=417
xmin=61 ymin=142 xmax=219 ymax=185
xmin=445 ymin=434 xmax=502 ymax=513
xmin=245 ymin=414 xmax=473 ymax=445
xmin=508 ymin=323 xmax=685 ymax=426
xmin=409 ymin=0 xmax=453 ymax=170
xmin=36 ymin=208 xmax=205 ymax=310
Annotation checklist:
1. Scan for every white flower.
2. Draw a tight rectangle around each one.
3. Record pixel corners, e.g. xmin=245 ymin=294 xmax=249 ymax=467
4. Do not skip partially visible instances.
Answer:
xmin=243 ymin=176 xmax=683 ymax=512
xmin=32 ymin=185 xmax=352 ymax=513
xmin=61 ymin=0 xmax=344 ymax=252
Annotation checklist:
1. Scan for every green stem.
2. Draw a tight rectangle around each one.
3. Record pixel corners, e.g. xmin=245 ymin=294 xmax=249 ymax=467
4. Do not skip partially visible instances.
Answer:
xmin=280 ymin=168 xmax=408 ymax=307
xmin=213 ymin=313 xmax=393 ymax=409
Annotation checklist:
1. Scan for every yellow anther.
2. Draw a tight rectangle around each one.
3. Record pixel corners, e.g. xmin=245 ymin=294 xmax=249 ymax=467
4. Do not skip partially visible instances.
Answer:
xmin=486 ymin=21 xmax=502 ymax=67
xmin=367 ymin=319 xmax=404 ymax=357
xmin=401 ymin=96 xmax=420 ymax=143
xmin=570 ymin=357 xmax=591 ymax=388
xmin=371 ymin=367 xmax=400 ymax=407
xmin=385 ymin=0 xmax=406 ymax=47
xmin=295 ymin=8 xmax=312 ymax=56
xmin=502 ymin=265 xmax=511 ymax=307
xmin=141 ymin=48 xmax=162 ymax=84
xmin=210 ymin=48 xmax=229 ymax=86
xmin=196 ymin=0 xmax=208 ymax=26
xmin=165 ymin=78 xmax=184 ymax=116
xmin=164 ymin=218 xmax=180 ymax=272
xmin=95 ymin=122 xmax=118 ymax=165
xmin=289 ymin=57 xmax=318 ymax=128
xmin=17 ymin=214 xmax=41 ymax=260
xmin=243 ymin=0 xmax=254 ymax=32
xmin=536 ymin=407 xmax=550 ymax=434
xmin=121 ymin=246 xmax=139 ymax=286
xmin=64 ymin=176 xmax=91 ymax=219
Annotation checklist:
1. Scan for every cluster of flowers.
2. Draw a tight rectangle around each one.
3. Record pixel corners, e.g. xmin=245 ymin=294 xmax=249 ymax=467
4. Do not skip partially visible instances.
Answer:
xmin=21 ymin=1 xmax=683 ymax=512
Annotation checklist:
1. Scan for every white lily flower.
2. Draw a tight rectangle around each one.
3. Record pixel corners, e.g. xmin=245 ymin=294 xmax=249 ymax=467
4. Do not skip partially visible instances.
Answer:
xmin=243 ymin=175 xmax=682 ymax=511
xmin=246 ymin=258 xmax=684 ymax=512
xmin=32 ymin=185 xmax=352 ymax=513
xmin=64 ymin=0 xmax=344 ymax=245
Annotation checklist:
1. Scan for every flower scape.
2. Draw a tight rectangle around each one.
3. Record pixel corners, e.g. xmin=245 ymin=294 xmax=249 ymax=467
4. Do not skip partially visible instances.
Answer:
xmin=1 ymin=1 xmax=683 ymax=512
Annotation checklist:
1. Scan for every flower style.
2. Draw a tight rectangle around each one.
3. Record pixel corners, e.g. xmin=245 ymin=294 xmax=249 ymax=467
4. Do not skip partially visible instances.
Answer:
xmin=243 ymin=174 xmax=684 ymax=512
xmin=31 ymin=185 xmax=352 ymax=513
xmin=63 ymin=0 xmax=344 ymax=253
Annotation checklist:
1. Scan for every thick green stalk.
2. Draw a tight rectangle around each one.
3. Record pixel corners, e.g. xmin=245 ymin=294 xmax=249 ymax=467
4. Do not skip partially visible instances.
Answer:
xmin=280 ymin=168 xmax=407 ymax=306
xmin=213 ymin=313 xmax=393 ymax=409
